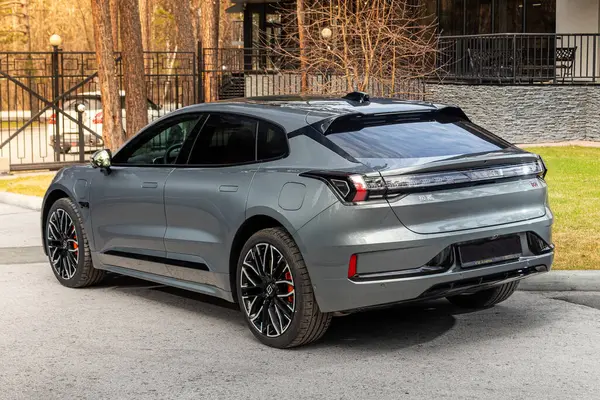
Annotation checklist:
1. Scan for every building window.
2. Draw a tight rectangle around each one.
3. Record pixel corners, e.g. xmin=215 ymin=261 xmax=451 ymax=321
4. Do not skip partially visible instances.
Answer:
xmin=437 ymin=0 xmax=555 ymax=35
xmin=466 ymin=0 xmax=493 ymax=34
xmin=525 ymin=0 xmax=556 ymax=33
xmin=439 ymin=0 xmax=465 ymax=35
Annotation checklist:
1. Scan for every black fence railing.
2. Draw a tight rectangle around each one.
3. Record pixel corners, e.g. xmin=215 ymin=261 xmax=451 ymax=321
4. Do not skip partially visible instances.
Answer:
xmin=0 ymin=50 xmax=196 ymax=170
xmin=200 ymin=47 xmax=426 ymax=102
xmin=436 ymin=33 xmax=600 ymax=84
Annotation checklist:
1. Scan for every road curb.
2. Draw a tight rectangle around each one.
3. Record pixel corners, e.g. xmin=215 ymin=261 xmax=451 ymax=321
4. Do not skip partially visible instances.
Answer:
xmin=1 ymin=192 xmax=598 ymax=292
xmin=519 ymin=271 xmax=600 ymax=292
xmin=0 ymin=192 xmax=42 ymax=211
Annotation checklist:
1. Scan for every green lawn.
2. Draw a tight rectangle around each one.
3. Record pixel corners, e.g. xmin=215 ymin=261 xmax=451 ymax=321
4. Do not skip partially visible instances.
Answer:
xmin=527 ymin=146 xmax=600 ymax=270
xmin=0 ymin=173 xmax=55 ymax=197
xmin=0 ymin=121 xmax=40 ymax=129
xmin=0 ymin=146 xmax=598 ymax=269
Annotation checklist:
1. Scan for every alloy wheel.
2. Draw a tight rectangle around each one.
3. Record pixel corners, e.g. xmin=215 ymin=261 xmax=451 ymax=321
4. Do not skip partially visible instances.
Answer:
xmin=240 ymin=243 xmax=296 ymax=338
xmin=47 ymin=208 xmax=79 ymax=280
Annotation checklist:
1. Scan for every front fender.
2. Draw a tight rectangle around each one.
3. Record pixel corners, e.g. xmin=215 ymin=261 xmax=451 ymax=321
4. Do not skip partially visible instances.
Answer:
xmin=41 ymin=167 xmax=96 ymax=254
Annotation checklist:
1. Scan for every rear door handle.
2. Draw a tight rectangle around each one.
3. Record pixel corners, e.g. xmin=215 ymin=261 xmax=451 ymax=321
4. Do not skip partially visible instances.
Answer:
xmin=142 ymin=182 xmax=158 ymax=189
xmin=219 ymin=185 xmax=238 ymax=192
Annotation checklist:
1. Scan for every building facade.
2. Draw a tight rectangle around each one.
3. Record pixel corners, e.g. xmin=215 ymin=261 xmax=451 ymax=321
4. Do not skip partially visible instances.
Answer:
xmin=216 ymin=0 xmax=600 ymax=143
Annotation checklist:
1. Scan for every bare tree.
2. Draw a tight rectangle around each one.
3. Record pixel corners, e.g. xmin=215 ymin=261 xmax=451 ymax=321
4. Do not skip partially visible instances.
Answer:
xmin=199 ymin=0 xmax=220 ymax=102
xmin=119 ymin=0 xmax=148 ymax=137
xmin=91 ymin=0 xmax=124 ymax=150
xmin=276 ymin=0 xmax=438 ymax=98
xmin=109 ymin=0 xmax=119 ymax=50
xmin=295 ymin=0 xmax=308 ymax=93
xmin=139 ymin=0 xmax=151 ymax=50
xmin=170 ymin=0 xmax=195 ymax=52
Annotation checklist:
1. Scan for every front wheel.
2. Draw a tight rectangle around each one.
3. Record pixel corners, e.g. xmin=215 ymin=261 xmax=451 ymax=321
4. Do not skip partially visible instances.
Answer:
xmin=45 ymin=198 xmax=105 ymax=288
xmin=446 ymin=281 xmax=520 ymax=309
xmin=236 ymin=228 xmax=332 ymax=348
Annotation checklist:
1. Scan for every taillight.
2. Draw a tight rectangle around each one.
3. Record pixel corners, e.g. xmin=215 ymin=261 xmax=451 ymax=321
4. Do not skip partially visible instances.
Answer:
xmin=348 ymin=254 xmax=358 ymax=279
xmin=92 ymin=111 xmax=103 ymax=124
xmin=537 ymin=156 xmax=548 ymax=179
xmin=382 ymin=161 xmax=545 ymax=193
xmin=299 ymin=171 xmax=385 ymax=203
xmin=300 ymin=160 xmax=545 ymax=204
xmin=48 ymin=113 xmax=56 ymax=124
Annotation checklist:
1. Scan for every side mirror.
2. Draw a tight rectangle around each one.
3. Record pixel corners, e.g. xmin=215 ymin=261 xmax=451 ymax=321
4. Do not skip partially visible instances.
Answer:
xmin=91 ymin=149 xmax=112 ymax=174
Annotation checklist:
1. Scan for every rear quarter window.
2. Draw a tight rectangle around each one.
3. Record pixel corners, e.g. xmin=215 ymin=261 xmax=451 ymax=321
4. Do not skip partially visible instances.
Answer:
xmin=326 ymin=119 xmax=509 ymax=159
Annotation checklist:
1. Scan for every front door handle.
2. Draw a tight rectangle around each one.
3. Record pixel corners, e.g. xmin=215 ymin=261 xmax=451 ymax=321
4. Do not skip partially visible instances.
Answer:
xmin=219 ymin=185 xmax=238 ymax=192
xmin=142 ymin=182 xmax=158 ymax=189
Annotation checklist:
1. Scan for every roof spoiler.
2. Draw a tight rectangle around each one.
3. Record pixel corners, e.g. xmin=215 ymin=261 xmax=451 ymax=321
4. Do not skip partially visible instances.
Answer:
xmin=342 ymin=91 xmax=370 ymax=104
xmin=321 ymin=105 xmax=471 ymax=135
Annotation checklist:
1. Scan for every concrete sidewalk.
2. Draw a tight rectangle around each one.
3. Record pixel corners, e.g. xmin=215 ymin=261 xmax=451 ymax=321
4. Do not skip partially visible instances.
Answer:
xmin=0 ymin=202 xmax=46 ymax=264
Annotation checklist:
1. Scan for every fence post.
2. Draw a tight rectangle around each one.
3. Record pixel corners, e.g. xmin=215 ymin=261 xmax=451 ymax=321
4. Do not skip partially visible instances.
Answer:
xmin=51 ymin=44 xmax=61 ymax=161
xmin=512 ymin=34 xmax=517 ymax=84
xmin=197 ymin=40 xmax=204 ymax=103
xmin=593 ymin=35 xmax=597 ymax=83
xmin=76 ymin=103 xmax=86 ymax=163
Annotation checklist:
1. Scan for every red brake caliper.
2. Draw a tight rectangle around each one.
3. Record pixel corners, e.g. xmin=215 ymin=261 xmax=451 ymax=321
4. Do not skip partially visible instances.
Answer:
xmin=72 ymin=227 xmax=78 ymax=255
xmin=285 ymin=271 xmax=293 ymax=302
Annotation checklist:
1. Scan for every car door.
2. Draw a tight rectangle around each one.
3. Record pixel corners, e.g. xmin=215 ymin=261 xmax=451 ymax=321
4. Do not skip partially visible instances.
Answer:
xmin=163 ymin=113 xmax=272 ymax=295
xmin=90 ymin=114 xmax=203 ymax=276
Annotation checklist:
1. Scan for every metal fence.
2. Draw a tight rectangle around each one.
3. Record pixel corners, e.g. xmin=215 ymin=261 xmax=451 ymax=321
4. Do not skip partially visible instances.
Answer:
xmin=200 ymin=47 xmax=426 ymax=102
xmin=436 ymin=33 xmax=600 ymax=84
xmin=0 ymin=50 xmax=196 ymax=170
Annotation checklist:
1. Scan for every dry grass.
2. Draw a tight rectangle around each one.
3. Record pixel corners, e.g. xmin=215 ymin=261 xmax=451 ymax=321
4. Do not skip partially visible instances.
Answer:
xmin=0 ymin=146 xmax=598 ymax=269
xmin=0 ymin=173 xmax=55 ymax=197
xmin=527 ymin=146 xmax=600 ymax=270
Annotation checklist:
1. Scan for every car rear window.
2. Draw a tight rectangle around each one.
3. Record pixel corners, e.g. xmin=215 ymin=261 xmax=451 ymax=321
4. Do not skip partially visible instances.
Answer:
xmin=326 ymin=119 xmax=509 ymax=159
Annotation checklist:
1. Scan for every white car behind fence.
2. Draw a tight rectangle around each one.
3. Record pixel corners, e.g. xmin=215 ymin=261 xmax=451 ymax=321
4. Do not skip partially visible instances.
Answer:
xmin=47 ymin=92 xmax=165 ymax=153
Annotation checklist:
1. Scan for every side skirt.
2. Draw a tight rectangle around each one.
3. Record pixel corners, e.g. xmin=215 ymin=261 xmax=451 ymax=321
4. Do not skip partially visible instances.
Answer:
xmin=100 ymin=264 xmax=236 ymax=303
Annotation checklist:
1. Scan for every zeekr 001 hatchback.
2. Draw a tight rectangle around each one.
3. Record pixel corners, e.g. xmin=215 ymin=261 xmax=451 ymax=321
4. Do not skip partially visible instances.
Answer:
xmin=41 ymin=92 xmax=554 ymax=348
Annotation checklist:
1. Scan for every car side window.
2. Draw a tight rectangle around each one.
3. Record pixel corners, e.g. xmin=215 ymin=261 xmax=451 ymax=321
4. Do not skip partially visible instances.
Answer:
xmin=187 ymin=113 xmax=258 ymax=165
xmin=257 ymin=121 xmax=287 ymax=161
xmin=114 ymin=116 xmax=200 ymax=165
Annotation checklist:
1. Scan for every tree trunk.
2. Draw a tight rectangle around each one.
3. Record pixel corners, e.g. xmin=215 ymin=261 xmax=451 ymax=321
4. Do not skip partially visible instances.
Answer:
xmin=200 ymin=0 xmax=220 ymax=102
xmin=119 ymin=0 xmax=148 ymax=137
xmin=296 ymin=0 xmax=309 ymax=93
xmin=91 ymin=0 xmax=125 ymax=151
xmin=109 ymin=0 xmax=119 ymax=50
xmin=139 ymin=0 xmax=151 ymax=50
xmin=170 ymin=0 xmax=195 ymax=53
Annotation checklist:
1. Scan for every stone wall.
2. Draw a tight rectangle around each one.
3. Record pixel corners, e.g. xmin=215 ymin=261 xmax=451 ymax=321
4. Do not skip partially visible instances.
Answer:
xmin=427 ymin=84 xmax=600 ymax=144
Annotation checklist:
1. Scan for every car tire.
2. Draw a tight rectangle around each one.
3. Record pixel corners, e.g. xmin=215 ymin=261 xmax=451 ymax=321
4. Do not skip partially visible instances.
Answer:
xmin=45 ymin=197 xmax=105 ymax=288
xmin=446 ymin=281 xmax=520 ymax=309
xmin=236 ymin=227 xmax=332 ymax=348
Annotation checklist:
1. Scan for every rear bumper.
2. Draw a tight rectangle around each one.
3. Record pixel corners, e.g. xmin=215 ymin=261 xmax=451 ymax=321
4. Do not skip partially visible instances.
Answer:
xmin=296 ymin=201 xmax=554 ymax=313
xmin=314 ymin=254 xmax=552 ymax=313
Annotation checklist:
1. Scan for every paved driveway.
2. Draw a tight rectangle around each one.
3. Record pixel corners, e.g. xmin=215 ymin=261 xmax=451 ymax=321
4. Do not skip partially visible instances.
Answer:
xmin=1 ymin=203 xmax=599 ymax=399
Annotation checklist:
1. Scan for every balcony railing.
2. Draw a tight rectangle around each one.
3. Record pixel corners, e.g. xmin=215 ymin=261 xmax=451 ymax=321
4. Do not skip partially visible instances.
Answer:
xmin=436 ymin=33 xmax=600 ymax=84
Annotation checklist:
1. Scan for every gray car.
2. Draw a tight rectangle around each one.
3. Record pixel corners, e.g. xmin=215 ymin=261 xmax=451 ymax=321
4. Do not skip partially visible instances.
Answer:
xmin=41 ymin=92 xmax=554 ymax=348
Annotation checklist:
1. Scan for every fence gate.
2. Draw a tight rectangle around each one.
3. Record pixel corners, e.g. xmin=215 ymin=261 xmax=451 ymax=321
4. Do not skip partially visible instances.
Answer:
xmin=0 ymin=50 xmax=197 ymax=171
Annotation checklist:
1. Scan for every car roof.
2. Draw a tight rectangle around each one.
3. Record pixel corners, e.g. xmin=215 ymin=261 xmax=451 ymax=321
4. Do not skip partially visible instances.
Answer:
xmin=65 ymin=90 xmax=126 ymax=100
xmin=172 ymin=94 xmax=456 ymax=133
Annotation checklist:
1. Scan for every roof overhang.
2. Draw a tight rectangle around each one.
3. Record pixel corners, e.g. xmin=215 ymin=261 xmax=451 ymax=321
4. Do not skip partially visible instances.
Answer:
xmin=226 ymin=0 xmax=281 ymax=13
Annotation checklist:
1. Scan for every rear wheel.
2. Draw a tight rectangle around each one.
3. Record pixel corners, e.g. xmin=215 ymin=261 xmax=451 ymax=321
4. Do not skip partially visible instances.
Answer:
xmin=446 ymin=281 xmax=520 ymax=309
xmin=45 ymin=198 xmax=105 ymax=288
xmin=236 ymin=227 xmax=332 ymax=348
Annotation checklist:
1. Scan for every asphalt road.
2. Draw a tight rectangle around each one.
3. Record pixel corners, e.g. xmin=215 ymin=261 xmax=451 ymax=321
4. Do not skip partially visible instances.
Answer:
xmin=1 ymin=203 xmax=600 ymax=399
